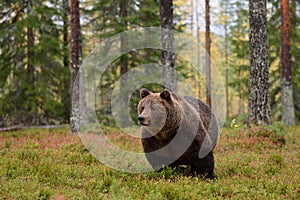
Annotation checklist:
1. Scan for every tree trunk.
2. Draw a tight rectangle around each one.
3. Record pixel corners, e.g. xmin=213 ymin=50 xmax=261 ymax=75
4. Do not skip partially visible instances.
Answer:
xmin=26 ymin=0 xmax=35 ymax=124
xmin=205 ymin=0 xmax=211 ymax=107
xmin=120 ymin=0 xmax=128 ymax=75
xmin=62 ymin=0 xmax=70 ymax=122
xmin=26 ymin=0 xmax=34 ymax=87
xmin=119 ymin=0 xmax=130 ymax=128
xmin=195 ymin=0 xmax=202 ymax=99
xmin=27 ymin=27 xmax=34 ymax=86
xmin=248 ymin=0 xmax=271 ymax=127
xmin=224 ymin=13 xmax=229 ymax=118
xmin=70 ymin=0 xmax=81 ymax=134
xmin=280 ymin=0 xmax=295 ymax=125
xmin=160 ymin=0 xmax=176 ymax=91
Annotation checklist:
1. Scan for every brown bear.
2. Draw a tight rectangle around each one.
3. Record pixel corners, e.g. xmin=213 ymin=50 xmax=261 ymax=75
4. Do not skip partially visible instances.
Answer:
xmin=137 ymin=88 xmax=218 ymax=179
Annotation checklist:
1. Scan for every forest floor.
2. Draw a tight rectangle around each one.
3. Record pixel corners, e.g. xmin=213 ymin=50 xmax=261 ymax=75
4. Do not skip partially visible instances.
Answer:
xmin=0 ymin=124 xmax=299 ymax=199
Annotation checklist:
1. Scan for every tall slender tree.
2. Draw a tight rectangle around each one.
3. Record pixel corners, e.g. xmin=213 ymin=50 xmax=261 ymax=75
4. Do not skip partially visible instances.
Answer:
xmin=280 ymin=0 xmax=295 ymax=125
xmin=205 ymin=0 xmax=211 ymax=107
xmin=27 ymin=0 xmax=35 ymax=88
xmin=62 ymin=0 xmax=70 ymax=121
xmin=290 ymin=0 xmax=300 ymax=122
xmin=219 ymin=0 xmax=232 ymax=117
xmin=160 ymin=0 xmax=176 ymax=91
xmin=248 ymin=0 xmax=271 ymax=126
xmin=26 ymin=0 xmax=37 ymax=123
xmin=230 ymin=1 xmax=249 ymax=116
xmin=119 ymin=0 xmax=130 ymax=127
xmin=196 ymin=0 xmax=202 ymax=100
xmin=120 ymin=0 xmax=128 ymax=76
xmin=70 ymin=0 xmax=82 ymax=133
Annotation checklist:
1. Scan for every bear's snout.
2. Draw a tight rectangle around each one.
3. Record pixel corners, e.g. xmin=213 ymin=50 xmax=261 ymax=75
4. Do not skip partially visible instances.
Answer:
xmin=138 ymin=115 xmax=145 ymax=122
xmin=138 ymin=115 xmax=150 ymax=126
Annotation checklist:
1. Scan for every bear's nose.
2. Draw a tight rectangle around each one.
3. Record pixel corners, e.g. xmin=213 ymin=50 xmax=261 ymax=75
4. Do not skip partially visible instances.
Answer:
xmin=138 ymin=116 xmax=145 ymax=122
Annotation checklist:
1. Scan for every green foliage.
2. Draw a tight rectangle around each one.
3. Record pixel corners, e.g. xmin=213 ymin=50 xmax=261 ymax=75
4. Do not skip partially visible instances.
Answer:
xmin=0 ymin=127 xmax=299 ymax=199
xmin=36 ymin=187 xmax=53 ymax=200
xmin=228 ymin=1 xmax=249 ymax=107
xmin=0 ymin=0 xmax=70 ymax=126
xmin=1 ymin=0 xmax=300 ymax=126
xmin=268 ymin=0 xmax=300 ymax=122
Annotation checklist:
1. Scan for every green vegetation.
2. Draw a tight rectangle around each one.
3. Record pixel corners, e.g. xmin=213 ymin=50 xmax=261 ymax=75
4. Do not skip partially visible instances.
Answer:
xmin=0 ymin=126 xmax=299 ymax=199
xmin=1 ymin=1 xmax=300 ymax=127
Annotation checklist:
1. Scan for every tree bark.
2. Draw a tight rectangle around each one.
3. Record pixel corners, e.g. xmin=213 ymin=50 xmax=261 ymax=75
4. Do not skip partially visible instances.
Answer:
xmin=280 ymin=0 xmax=295 ymax=125
xmin=63 ymin=0 xmax=70 ymax=122
xmin=120 ymin=0 xmax=128 ymax=75
xmin=26 ymin=0 xmax=35 ymax=124
xmin=223 ymin=3 xmax=229 ymax=117
xmin=160 ymin=0 xmax=176 ymax=91
xmin=27 ymin=0 xmax=34 ymax=86
xmin=119 ymin=0 xmax=130 ymax=128
xmin=70 ymin=0 xmax=82 ymax=133
xmin=27 ymin=26 xmax=34 ymax=86
xmin=205 ymin=0 xmax=211 ymax=107
xmin=248 ymin=0 xmax=271 ymax=127
xmin=195 ymin=0 xmax=202 ymax=99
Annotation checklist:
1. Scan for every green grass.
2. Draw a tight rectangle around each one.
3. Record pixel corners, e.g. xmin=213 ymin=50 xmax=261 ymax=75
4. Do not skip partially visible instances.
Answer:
xmin=0 ymin=125 xmax=299 ymax=199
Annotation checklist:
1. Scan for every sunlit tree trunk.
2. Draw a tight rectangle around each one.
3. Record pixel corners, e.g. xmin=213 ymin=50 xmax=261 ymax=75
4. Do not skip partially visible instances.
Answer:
xmin=248 ymin=0 xmax=271 ymax=127
xmin=205 ymin=0 xmax=211 ymax=107
xmin=160 ymin=0 xmax=176 ymax=91
xmin=223 ymin=1 xmax=230 ymax=117
xmin=280 ymin=0 xmax=295 ymax=125
xmin=195 ymin=0 xmax=202 ymax=100
xmin=70 ymin=0 xmax=82 ymax=133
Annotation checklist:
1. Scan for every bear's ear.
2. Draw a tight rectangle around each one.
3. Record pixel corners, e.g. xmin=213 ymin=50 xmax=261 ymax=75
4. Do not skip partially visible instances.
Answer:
xmin=140 ymin=88 xmax=151 ymax=99
xmin=160 ymin=89 xmax=172 ymax=102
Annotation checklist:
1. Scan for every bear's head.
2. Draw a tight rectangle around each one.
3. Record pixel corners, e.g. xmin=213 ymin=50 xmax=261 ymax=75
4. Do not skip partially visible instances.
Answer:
xmin=137 ymin=88 xmax=181 ymax=138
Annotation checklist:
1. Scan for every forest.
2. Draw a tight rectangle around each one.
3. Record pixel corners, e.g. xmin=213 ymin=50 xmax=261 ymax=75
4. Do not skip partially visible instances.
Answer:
xmin=1 ymin=0 xmax=299 ymax=128
xmin=1 ymin=0 xmax=300 ymax=199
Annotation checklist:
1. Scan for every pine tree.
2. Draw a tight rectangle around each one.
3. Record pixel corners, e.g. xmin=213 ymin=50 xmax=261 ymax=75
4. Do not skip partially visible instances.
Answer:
xmin=290 ymin=0 xmax=300 ymax=122
xmin=248 ymin=0 xmax=271 ymax=126
xmin=0 ymin=0 xmax=70 ymax=126
xmin=280 ymin=0 xmax=295 ymax=125
xmin=219 ymin=0 xmax=231 ymax=117
xmin=62 ymin=0 xmax=71 ymax=121
xmin=268 ymin=0 xmax=282 ymax=120
xmin=205 ymin=0 xmax=211 ymax=107
xmin=160 ymin=0 xmax=176 ymax=91
xmin=70 ymin=0 xmax=82 ymax=133
xmin=230 ymin=1 xmax=249 ymax=117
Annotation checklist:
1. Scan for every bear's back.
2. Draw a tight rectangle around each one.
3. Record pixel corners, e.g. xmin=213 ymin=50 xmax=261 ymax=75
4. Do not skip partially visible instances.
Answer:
xmin=183 ymin=96 xmax=218 ymax=135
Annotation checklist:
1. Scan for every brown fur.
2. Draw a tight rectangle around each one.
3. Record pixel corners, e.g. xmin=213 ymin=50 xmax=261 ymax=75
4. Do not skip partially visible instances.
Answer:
xmin=137 ymin=88 xmax=218 ymax=179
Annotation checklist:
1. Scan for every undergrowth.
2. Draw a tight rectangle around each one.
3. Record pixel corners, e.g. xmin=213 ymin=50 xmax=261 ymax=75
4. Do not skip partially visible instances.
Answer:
xmin=0 ymin=124 xmax=299 ymax=199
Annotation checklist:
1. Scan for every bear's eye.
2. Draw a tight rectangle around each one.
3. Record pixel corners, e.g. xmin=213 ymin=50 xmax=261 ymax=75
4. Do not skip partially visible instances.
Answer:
xmin=140 ymin=106 xmax=144 ymax=112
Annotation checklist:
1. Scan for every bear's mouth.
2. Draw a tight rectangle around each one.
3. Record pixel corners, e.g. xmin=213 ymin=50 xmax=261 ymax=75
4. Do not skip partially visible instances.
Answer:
xmin=139 ymin=121 xmax=150 ymax=126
